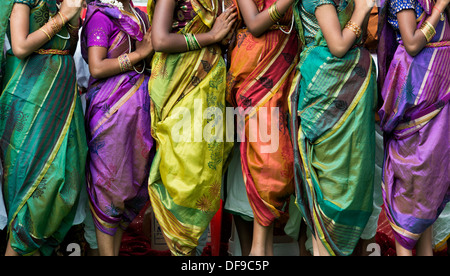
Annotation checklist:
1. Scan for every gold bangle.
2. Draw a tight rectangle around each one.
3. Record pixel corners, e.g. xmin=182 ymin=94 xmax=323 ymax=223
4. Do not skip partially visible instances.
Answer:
xmin=419 ymin=20 xmax=436 ymax=42
xmin=50 ymin=16 xmax=63 ymax=36
xmin=344 ymin=20 xmax=362 ymax=38
xmin=58 ymin=11 xmax=69 ymax=25
xmin=58 ymin=12 xmax=66 ymax=25
xmin=118 ymin=53 xmax=133 ymax=72
xmin=268 ymin=2 xmax=283 ymax=23
xmin=39 ymin=28 xmax=52 ymax=41
xmin=67 ymin=22 xmax=80 ymax=29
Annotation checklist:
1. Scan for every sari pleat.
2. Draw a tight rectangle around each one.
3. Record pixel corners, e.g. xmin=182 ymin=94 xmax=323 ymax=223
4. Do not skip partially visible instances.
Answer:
xmin=147 ymin=0 xmax=233 ymax=255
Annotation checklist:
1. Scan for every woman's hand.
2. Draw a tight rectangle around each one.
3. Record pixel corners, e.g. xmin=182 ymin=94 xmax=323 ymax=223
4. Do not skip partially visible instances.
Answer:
xmin=209 ymin=6 xmax=238 ymax=43
xmin=354 ymin=0 xmax=375 ymax=14
xmin=59 ymin=0 xmax=83 ymax=20
xmin=152 ymin=0 xmax=237 ymax=53
xmin=136 ymin=29 xmax=154 ymax=59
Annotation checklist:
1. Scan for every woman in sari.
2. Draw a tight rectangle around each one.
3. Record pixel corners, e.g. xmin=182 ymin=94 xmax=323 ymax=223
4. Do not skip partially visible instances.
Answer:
xmin=291 ymin=0 xmax=377 ymax=256
xmin=148 ymin=0 xmax=236 ymax=255
xmin=377 ymin=0 xmax=449 ymax=256
xmin=225 ymin=0 xmax=299 ymax=256
xmin=0 ymin=0 xmax=88 ymax=256
xmin=81 ymin=0 xmax=155 ymax=256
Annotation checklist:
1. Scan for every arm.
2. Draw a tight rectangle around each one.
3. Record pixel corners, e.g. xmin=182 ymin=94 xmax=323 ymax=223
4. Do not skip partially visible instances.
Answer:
xmin=9 ymin=0 xmax=83 ymax=59
xmin=88 ymin=29 xmax=154 ymax=79
xmin=315 ymin=0 xmax=373 ymax=58
xmin=237 ymin=0 xmax=294 ymax=37
xmin=397 ymin=0 xmax=449 ymax=56
xmin=151 ymin=0 xmax=237 ymax=53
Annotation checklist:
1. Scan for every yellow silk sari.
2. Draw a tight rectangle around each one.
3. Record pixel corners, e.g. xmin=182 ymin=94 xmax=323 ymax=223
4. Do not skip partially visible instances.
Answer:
xmin=147 ymin=0 xmax=233 ymax=255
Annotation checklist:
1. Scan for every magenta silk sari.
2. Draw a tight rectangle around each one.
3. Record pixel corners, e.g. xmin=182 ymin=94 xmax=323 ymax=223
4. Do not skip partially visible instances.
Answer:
xmin=378 ymin=0 xmax=450 ymax=249
xmin=81 ymin=2 xmax=154 ymax=235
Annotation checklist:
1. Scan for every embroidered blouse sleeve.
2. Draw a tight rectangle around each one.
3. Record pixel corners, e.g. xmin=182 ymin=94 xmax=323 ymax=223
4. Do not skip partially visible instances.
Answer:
xmin=14 ymin=0 xmax=38 ymax=8
xmin=303 ymin=0 xmax=337 ymax=14
xmin=85 ymin=11 xmax=113 ymax=48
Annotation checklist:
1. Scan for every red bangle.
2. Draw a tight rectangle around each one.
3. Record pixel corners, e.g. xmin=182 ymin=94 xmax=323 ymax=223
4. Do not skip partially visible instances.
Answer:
xmin=433 ymin=6 xmax=443 ymax=14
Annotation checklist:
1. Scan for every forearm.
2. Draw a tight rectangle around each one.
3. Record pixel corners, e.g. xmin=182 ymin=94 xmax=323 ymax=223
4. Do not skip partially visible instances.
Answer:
xmin=89 ymin=50 xmax=145 ymax=79
xmin=398 ymin=8 xmax=443 ymax=56
xmin=151 ymin=31 xmax=218 ymax=53
xmin=317 ymin=5 xmax=371 ymax=58
xmin=10 ymin=4 xmax=67 ymax=59
xmin=238 ymin=0 xmax=293 ymax=37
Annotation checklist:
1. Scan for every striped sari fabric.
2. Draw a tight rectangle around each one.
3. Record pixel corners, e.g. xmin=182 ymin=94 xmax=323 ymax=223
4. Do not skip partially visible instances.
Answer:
xmin=291 ymin=0 xmax=377 ymax=255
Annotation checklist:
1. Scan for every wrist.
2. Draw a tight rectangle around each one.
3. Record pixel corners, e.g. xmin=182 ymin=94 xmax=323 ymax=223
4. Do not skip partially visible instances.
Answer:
xmin=130 ymin=51 xmax=143 ymax=63
xmin=435 ymin=2 xmax=447 ymax=12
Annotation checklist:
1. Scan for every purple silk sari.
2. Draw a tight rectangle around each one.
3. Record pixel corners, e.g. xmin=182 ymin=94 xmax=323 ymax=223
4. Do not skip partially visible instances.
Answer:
xmin=378 ymin=0 xmax=450 ymax=249
xmin=81 ymin=2 xmax=154 ymax=236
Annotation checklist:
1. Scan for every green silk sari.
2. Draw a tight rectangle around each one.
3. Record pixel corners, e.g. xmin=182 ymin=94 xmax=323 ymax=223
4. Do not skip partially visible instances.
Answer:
xmin=290 ymin=0 xmax=377 ymax=255
xmin=0 ymin=0 xmax=87 ymax=255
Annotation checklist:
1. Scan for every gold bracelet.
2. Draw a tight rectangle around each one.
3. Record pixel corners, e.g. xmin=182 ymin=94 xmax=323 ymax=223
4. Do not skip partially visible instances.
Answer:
xmin=419 ymin=20 xmax=436 ymax=42
xmin=58 ymin=12 xmax=66 ymax=25
xmin=344 ymin=20 xmax=362 ymax=38
xmin=50 ymin=16 xmax=63 ymax=36
xmin=118 ymin=53 xmax=133 ymax=72
xmin=58 ymin=11 xmax=69 ymax=25
xmin=268 ymin=2 xmax=283 ymax=23
xmin=39 ymin=27 xmax=52 ymax=41
xmin=67 ymin=22 xmax=80 ymax=29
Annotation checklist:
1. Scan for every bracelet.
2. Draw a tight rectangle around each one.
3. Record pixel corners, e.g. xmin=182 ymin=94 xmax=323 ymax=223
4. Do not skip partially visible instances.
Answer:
xmin=39 ymin=28 xmax=52 ymax=41
xmin=50 ymin=16 xmax=63 ymax=36
xmin=433 ymin=6 xmax=445 ymax=21
xmin=344 ymin=20 xmax=362 ymax=38
xmin=433 ymin=5 xmax=443 ymax=13
xmin=268 ymin=2 xmax=283 ymax=23
xmin=67 ymin=22 xmax=80 ymax=29
xmin=184 ymin=33 xmax=201 ymax=51
xmin=419 ymin=20 xmax=436 ymax=42
xmin=58 ymin=11 xmax=69 ymax=25
xmin=58 ymin=12 xmax=66 ymax=25
xmin=118 ymin=53 xmax=133 ymax=72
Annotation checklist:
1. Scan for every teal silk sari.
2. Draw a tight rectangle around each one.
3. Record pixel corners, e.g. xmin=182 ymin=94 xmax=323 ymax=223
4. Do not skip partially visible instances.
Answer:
xmin=290 ymin=0 xmax=377 ymax=255
xmin=0 ymin=0 xmax=87 ymax=255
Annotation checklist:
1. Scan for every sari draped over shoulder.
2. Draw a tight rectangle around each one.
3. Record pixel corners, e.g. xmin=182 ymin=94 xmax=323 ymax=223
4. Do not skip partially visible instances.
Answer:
xmin=378 ymin=0 xmax=450 ymax=250
xmin=291 ymin=0 xmax=377 ymax=255
xmin=81 ymin=2 xmax=154 ymax=236
xmin=0 ymin=0 xmax=88 ymax=255
xmin=147 ymin=0 xmax=233 ymax=255
xmin=226 ymin=0 xmax=299 ymax=226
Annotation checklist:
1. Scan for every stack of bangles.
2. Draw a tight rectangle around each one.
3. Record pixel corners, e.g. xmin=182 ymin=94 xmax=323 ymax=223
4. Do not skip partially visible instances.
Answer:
xmin=184 ymin=33 xmax=202 ymax=51
xmin=268 ymin=2 xmax=283 ymax=23
xmin=39 ymin=11 xmax=78 ymax=41
xmin=419 ymin=20 xmax=436 ymax=42
xmin=118 ymin=53 xmax=133 ymax=72
xmin=344 ymin=20 xmax=362 ymax=38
